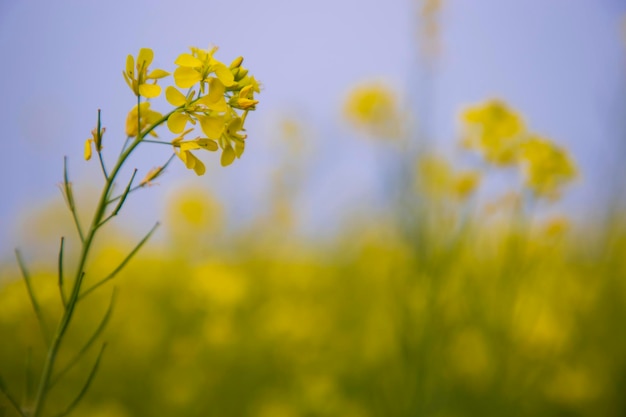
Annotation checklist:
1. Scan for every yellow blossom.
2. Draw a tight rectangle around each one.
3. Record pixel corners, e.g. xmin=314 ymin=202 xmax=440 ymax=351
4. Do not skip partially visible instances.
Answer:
xmin=122 ymin=48 xmax=169 ymax=98
xmin=171 ymin=129 xmax=219 ymax=176
xmin=219 ymin=114 xmax=247 ymax=167
xmin=173 ymin=47 xmax=235 ymax=94
xmin=166 ymin=85 xmax=229 ymax=136
xmin=125 ymin=102 xmax=163 ymax=138
xmin=461 ymin=99 xmax=526 ymax=165
xmin=344 ymin=81 xmax=403 ymax=139
xmin=519 ymin=136 xmax=577 ymax=199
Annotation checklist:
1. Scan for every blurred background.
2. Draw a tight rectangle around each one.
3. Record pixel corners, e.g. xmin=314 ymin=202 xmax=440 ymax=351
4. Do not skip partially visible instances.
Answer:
xmin=1 ymin=1 xmax=626 ymax=416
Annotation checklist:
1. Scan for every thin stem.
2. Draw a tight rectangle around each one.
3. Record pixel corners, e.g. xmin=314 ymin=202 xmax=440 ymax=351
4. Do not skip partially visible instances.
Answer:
xmin=98 ymin=169 xmax=138 ymax=228
xmin=141 ymin=139 xmax=172 ymax=145
xmin=15 ymin=250 xmax=50 ymax=345
xmin=96 ymin=109 xmax=108 ymax=179
xmin=108 ymin=153 xmax=176 ymax=203
xmin=97 ymin=151 xmax=108 ymax=180
xmin=50 ymin=289 xmax=116 ymax=388
xmin=62 ymin=157 xmax=85 ymax=243
xmin=58 ymin=237 xmax=67 ymax=309
xmin=52 ymin=343 xmax=107 ymax=417
xmin=79 ymin=223 xmax=159 ymax=300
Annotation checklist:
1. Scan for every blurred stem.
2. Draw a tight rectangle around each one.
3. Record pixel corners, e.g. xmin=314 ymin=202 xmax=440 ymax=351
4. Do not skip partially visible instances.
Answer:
xmin=62 ymin=157 xmax=85 ymax=243
xmin=30 ymin=99 xmax=180 ymax=417
xmin=57 ymin=237 xmax=67 ymax=309
xmin=15 ymin=250 xmax=50 ymax=345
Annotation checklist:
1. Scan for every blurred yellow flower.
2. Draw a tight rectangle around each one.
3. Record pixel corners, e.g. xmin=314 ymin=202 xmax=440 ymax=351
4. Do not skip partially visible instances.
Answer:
xmin=122 ymin=48 xmax=169 ymax=98
xmin=543 ymin=216 xmax=570 ymax=238
xmin=167 ymin=186 xmax=225 ymax=235
xmin=125 ymin=102 xmax=162 ymax=137
xmin=417 ymin=154 xmax=481 ymax=201
xmin=344 ymin=81 xmax=403 ymax=139
xmin=519 ymin=136 xmax=577 ymax=199
xmin=461 ymin=99 xmax=525 ymax=165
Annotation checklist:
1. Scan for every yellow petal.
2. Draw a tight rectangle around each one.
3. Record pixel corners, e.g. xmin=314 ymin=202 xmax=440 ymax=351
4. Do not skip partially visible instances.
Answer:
xmin=137 ymin=48 xmax=154 ymax=69
xmin=167 ymin=111 xmax=189 ymax=134
xmin=236 ymin=98 xmax=258 ymax=110
xmin=174 ymin=67 xmax=202 ymax=89
xmin=84 ymin=139 xmax=92 ymax=160
xmin=193 ymin=157 xmax=206 ymax=176
xmin=212 ymin=61 xmax=235 ymax=86
xmin=229 ymin=56 xmax=243 ymax=69
xmin=234 ymin=141 xmax=245 ymax=158
xmin=180 ymin=141 xmax=202 ymax=151
xmin=166 ymin=86 xmax=187 ymax=107
xmin=182 ymin=151 xmax=206 ymax=175
xmin=197 ymin=139 xmax=218 ymax=152
xmin=125 ymin=54 xmax=134 ymax=77
xmin=199 ymin=115 xmax=224 ymax=139
xmin=200 ymin=78 xmax=228 ymax=112
xmin=175 ymin=53 xmax=203 ymax=68
xmin=139 ymin=83 xmax=161 ymax=98
xmin=227 ymin=116 xmax=244 ymax=135
xmin=221 ymin=145 xmax=235 ymax=167
xmin=147 ymin=69 xmax=170 ymax=79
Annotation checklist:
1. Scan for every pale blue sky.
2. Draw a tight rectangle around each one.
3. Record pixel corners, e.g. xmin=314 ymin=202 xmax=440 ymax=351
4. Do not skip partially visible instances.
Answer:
xmin=0 ymin=0 xmax=624 ymax=258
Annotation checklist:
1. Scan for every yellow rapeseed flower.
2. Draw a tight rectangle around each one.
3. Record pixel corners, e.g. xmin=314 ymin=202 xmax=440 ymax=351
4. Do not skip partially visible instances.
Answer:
xmin=171 ymin=128 xmax=219 ymax=176
xmin=122 ymin=48 xmax=169 ymax=98
xmin=219 ymin=114 xmax=247 ymax=167
xmin=125 ymin=102 xmax=163 ymax=137
xmin=519 ymin=136 xmax=577 ymax=199
xmin=173 ymin=47 xmax=235 ymax=94
xmin=344 ymin=81 xmax=403 ymax=139
xmin=461 ymin=99 xmax=525 ymax=165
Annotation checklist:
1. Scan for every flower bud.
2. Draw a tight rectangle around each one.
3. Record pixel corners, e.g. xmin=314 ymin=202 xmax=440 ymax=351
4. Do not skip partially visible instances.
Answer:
xmin=229 ymin=56 xmax=244 ymax=69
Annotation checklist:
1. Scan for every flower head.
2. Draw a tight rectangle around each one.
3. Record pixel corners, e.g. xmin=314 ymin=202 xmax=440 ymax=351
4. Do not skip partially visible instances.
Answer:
xmin=461 ymin=99 xmax=526 ymax=165
xmin=125 ymin=102 xmax=163 ymax=137
xmin=519 ymin=136 xmax=577 ymax=199
xmin=123 ymin=48 xmax=170 ymax=98
xmin=165 ymin=86 xmax=228 ymax=134
xmin=344 ymin=81 xmax=404 ymax=139
xmin=173 ymin=47 xmax=235 ymax=94
xmin=171 ymin=129 xmax=219 ymax=176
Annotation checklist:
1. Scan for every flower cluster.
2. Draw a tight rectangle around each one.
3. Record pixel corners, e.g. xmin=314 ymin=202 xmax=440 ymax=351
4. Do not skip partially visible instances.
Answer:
xmin=166 ymin=46 xmax=260 ymax=173
xmin=460 ymin=99 xmax=576 ymax=200
xmin=461 ymin=99 xmax=525 ymax=165
xmin=95 ymin=46 xmax=260 ymax=176
xmin=122 ymin=48 xmax=170 ymax=98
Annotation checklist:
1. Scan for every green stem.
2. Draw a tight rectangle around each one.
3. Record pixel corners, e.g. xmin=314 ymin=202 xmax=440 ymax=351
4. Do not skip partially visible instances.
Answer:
xmin=30 ymin=100 xmax=178 ymax=417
